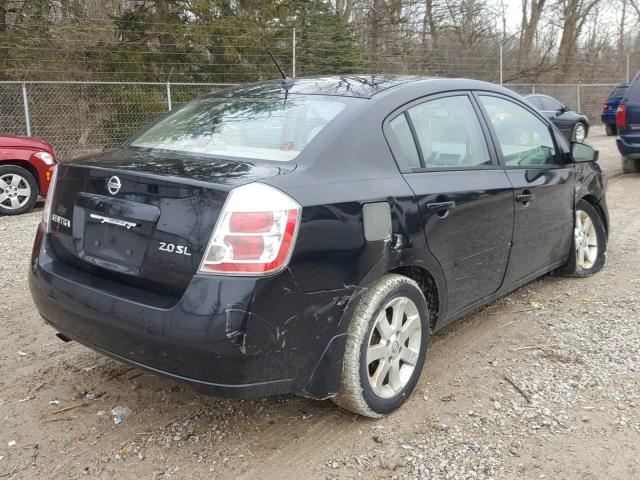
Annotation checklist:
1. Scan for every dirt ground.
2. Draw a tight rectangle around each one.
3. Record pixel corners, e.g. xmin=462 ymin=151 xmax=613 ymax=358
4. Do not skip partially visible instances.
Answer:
xmin=1 ymin=127 xmax=638 ymax=480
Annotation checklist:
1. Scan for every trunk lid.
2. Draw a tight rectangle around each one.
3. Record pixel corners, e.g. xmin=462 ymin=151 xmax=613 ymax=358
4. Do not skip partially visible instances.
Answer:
xmin=49 ymin=148 xmax=293 ymax=297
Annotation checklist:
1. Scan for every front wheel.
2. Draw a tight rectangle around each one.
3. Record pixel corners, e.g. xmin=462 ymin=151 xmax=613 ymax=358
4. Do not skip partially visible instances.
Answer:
xmin=0 ymin=165 xmax=39 ymax=215
xmin=332 ymin=274 xmax=430 ymax=418
xmin=559 ymin=200 xmax=607 ymax=277
xmin=572 ymin=122 xmax=587 ymax=143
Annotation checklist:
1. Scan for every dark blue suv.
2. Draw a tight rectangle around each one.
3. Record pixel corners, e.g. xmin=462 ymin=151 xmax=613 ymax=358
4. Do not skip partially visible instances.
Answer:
xmin=617 ymin=72 xmax=640 ymax=173
xmin=601 ymin=84 xmax=628 ymax=136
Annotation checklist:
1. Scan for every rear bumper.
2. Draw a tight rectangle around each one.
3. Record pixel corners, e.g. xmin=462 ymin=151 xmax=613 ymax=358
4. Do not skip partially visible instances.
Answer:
xmin=601 ymin=112 xmax=615 ymax=125
xmin=29 ymin=228 xmax=353 ymax=399
xmin=616 ymin=136 xmax=640 ymax=159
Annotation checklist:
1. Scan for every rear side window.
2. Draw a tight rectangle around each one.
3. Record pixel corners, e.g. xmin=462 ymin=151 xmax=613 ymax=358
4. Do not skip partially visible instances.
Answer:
xmin=527 ymin=96 xmax=543 ymax=109
xmin=479 ymin=95 xmax=558 ymax=167
xmin=389 ymin=114 xmax=421 ymax=169
xmin=406 ymin=96 xmax=491 ymax=169
xmin=626 ymin=73 xmax=640 ymax=100
xmin=540 ymin=96 xmax=563 ymax=111
xmin=609 ymin=86 xmax=628 ymax=99
xmin=130 ymin=96 xmax=348 ymax=162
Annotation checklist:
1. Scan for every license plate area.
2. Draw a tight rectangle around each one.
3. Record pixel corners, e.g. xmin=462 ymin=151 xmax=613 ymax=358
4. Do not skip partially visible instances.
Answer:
xmin=74 ymin=193 xmax=160 ymax=273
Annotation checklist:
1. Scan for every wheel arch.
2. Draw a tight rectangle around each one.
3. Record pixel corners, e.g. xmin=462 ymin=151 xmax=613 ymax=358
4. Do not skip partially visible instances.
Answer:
xmin=388 ymin=265 xmax=441 ymax=330
xmin=0 ymin=160 xmax=41 ymax=191
xmin=579 ymin=193 xmax=608 ymax=236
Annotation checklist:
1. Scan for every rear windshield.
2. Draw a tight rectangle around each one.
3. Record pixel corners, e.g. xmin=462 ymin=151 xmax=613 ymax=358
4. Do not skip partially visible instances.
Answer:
xmin=130 ymin=95 xmax=349 ymax=162
xmin=609 ymin=86 xmax=628 ymax=99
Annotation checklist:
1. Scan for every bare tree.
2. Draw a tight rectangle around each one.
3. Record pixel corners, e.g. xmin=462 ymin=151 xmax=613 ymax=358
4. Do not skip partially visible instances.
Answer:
xmin=554 ymin=0 xmax=601 ymax=78
xmin=517 ymin=0 xmax=547 ymax=70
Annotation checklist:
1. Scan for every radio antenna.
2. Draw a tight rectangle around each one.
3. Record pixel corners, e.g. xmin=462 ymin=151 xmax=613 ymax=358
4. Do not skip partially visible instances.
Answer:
xmin=267 ymin=50 xmax=294 ymax=90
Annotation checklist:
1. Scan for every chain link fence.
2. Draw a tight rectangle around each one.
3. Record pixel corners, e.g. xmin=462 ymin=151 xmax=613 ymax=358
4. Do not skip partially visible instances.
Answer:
xmin=0 ymin=81 xmax=232 ymax=160
xmin=506 ymin=84 xmax=620 ymax=126
xmin=0 ymin=80 xmax=626 ymax=161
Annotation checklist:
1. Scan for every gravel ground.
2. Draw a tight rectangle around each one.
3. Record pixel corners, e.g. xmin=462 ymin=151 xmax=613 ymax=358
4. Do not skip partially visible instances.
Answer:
xmin=0 ymin=128 xmax=638 ymax=480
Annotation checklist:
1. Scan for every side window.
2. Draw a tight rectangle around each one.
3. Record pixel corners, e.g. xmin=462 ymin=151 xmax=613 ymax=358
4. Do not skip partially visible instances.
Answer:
xmin=541 ymin=96 xmax=563 ymax=111
xmin=389 ymin=114 xmax=421 ymax=169
xmin=527 ymin=96 xmax=543 ymax=109
xmin=479 ymin=95 xmax=559 ymax=167
xmin=406 ymin=96 xmax=491 ymax=168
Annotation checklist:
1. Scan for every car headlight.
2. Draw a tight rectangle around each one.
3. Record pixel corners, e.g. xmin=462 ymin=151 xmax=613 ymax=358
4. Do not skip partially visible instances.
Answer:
xmin=34 ymin=151 xmax=56 ymax=165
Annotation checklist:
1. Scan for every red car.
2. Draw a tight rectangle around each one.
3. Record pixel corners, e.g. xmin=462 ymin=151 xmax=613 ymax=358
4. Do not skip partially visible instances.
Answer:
xmin=0 ymin=135 xmax=57 ymax=215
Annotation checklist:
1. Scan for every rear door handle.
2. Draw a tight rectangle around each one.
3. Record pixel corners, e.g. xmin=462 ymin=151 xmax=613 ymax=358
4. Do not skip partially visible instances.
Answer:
xmin=516 ymin=193 xmax=535 ymax=204
xmin=427 ymin=201 xmax=456 ymax=211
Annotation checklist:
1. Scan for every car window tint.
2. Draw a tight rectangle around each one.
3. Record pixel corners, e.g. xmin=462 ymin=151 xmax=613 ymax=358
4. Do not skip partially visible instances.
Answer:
xmin=389 ymin=114 xmax=421 ymax=169
xmin=626 ymin=73 xmax=640 ymax=100
xmin=406 ymin=96 xmax=491 ymax=169
xmin=479 ymin=95 xmax=558 ymax=167
xmin=609 ymin=86 xmax=628 ymax=99
xmin=541 ymin=96 xmax=563 ymax=111
xmin=130 ymin=96 xmax=348 ymax=162
xmin=527 ymin=96 xmax=543 ymax=109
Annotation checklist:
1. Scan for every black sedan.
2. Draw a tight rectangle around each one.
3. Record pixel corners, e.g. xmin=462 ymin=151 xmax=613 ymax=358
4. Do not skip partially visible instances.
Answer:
xmin=30 ymin=76 xmax=608 ymax=418
xmin=525 ymin=94 xmax=590 ymax=142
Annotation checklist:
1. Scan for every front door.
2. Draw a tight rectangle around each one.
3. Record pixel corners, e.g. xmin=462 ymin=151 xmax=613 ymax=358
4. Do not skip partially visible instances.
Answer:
xmin=477 ymin=94 xmax=575 ymax=285
xmin=390 ymin=94 xmax=514 ymax=314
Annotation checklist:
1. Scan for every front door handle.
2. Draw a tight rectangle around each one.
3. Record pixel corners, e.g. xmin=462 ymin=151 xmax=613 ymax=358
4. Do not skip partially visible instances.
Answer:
xmin=427 ymin=201 xmax=456 ymax=211
xmin=516 ymin=193 xmax=535 ymax=204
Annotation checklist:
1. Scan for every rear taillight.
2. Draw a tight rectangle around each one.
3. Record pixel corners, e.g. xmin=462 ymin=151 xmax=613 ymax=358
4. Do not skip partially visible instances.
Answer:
xmin=616 ymin=104 xmax=627 ymax=128
xmin=41 ymin=164 xmax=58 ymax=232
xmin=199 ymin=183 xmax=301 ymax=275
xmin=603 ymin=102 xmax=608 ymax=111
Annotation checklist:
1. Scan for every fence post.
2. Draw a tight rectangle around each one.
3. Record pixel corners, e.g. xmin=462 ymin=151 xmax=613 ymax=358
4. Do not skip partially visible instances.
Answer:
xmin=21 ymin=82 xmax=32 ymax=137
xmin=166 ymin=82 xmax=172 ymax=111
xmin=292 ymin=28 xmax=296 ymax=78
xmin=627 ymin=54 xmax=630 ymax=83
xmin=532 ymin=85 xmax=535 ymax=94
xmin=576 ymin=84 xmax=581 ymax=113
xmin=499 ymin=45 xmax=503 ymax=85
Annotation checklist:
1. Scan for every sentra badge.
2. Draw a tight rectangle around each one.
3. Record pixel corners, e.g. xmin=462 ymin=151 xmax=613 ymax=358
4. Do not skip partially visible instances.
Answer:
xmin=90 ymin=213 xmax=137 ymax=230
xmin=51 ymin=214 xmax=71 ymax=228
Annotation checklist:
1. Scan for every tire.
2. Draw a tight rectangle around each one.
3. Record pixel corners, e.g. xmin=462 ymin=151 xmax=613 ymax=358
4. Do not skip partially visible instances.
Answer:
xmin=622 ymin=156 xmax=640 ymax=174
xmin=605 ymin=124 xmax=617 ymax=136
xmin=332 ymin=274 xmax=430 ymax=418
xmin=0 ymin=165 xmax=39 ymax=215
xmin=572 ymin=122 xmax=587 ymax=142
xmin=559 ymin=200 xmax=607 ymax=277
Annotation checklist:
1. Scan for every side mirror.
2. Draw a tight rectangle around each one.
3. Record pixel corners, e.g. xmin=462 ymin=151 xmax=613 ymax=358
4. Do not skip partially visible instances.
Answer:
xmin=572 ymin=142 xmax=598 ymax=163
xmin=558 ymin=106 xmax=569 ymax=115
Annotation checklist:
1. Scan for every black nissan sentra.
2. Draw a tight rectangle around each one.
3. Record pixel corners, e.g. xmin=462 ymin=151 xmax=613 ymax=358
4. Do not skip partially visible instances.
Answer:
xmin=29 ymin=76 xmax=608 ymax=417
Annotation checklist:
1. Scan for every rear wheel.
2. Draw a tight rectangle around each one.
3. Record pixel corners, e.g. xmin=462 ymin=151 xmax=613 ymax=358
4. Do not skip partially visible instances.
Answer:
xmin=605 ymin=124 xmax=617 ymax=136
xmin=332 ymin=274 xmax=430 ymax=418
xmin=622 ymin=156 xmax=640 ymax=174
xmin=560 ymin=200 xmax=606 ymax=277
xmin=572 ymin=122 xmax=587 ymax=142
xmin=0 ymin=165 xmax=39 ymax=215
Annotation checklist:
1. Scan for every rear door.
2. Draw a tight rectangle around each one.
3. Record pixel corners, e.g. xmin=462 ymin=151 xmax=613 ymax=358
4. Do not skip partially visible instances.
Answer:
xmin=476 ymin=93 xmax=574 ymax=285
xmin=387 ymin=93 xmax=514 ymax=314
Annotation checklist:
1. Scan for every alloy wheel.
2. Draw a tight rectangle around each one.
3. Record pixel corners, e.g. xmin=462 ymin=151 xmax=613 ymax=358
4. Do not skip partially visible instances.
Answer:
xmin=575 ymin=210 xmax=598 ymax=269
xmin=366 ymin=296 xmax=421 ymax=399
xmin=0 ymin=174 xmax=32 ymax=210
xmin=575 ymin=124 xmax=586 ymax=143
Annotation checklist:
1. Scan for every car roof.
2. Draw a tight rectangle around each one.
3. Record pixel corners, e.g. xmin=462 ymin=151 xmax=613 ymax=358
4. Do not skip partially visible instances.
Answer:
xmin=525 ymin=94 xmax=554 ymax=99
xmin=217 ymin=75 xmax=429 ymax=99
